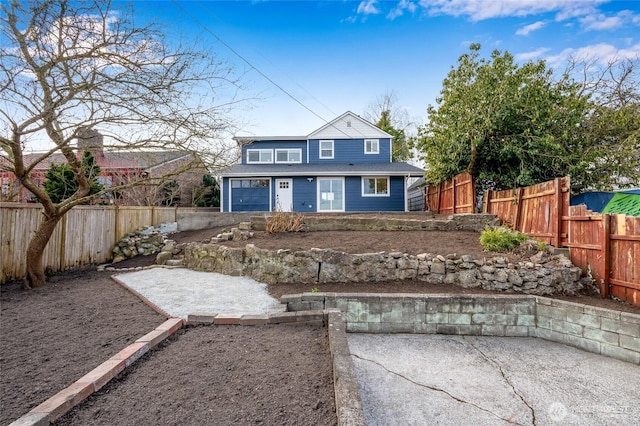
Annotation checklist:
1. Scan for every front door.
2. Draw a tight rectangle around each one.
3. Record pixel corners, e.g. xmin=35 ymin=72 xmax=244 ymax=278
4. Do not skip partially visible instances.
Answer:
xmin=275 ymin=179 xmax=293 ymax=212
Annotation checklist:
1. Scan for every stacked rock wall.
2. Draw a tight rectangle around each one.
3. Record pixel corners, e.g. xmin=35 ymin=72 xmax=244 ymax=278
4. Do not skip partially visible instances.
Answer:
xmin=181 ymin=243 xmax=586 ymax=295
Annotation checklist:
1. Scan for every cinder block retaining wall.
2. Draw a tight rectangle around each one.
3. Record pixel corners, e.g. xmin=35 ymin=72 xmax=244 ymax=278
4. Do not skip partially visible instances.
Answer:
xmin=282 ymin=293 xmax=640 ymax=365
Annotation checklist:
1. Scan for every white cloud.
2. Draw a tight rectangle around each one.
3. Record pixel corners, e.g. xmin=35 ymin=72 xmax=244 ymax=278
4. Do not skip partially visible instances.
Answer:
xmin=580 ymin=10 xmax=640 ymax=31
xmin=516 ymin=20 xmax=545 ymax=36
xmin=387 ymin=0 xmax=418 ymax=20
xmin=515 ymin=47 xmax=550 ymax=61
xmin=545 ymin=42 xmax=640 ymax=68
xmin=357 ymin=0 xmax=381 ymax=15
xmin=418 ymin=0 xmax=607 ymax=22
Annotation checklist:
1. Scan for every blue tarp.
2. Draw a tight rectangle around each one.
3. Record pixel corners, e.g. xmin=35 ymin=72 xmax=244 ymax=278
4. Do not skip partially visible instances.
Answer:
xmin=571 ymin=190 xmax=640 ymax=216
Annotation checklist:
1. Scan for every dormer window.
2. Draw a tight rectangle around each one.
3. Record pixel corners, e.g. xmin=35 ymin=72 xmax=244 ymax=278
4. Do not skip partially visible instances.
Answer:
xmin=247 ymin=149 xmax=273 ymax=164
xmin=319 ymin=140 xmax=334 ymax=159
xmin=364 ymin=139 xmax=379 ymax=154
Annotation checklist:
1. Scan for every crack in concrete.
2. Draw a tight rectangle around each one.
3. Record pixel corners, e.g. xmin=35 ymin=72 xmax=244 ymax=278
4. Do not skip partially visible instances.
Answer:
xmin=351 ymin=353 xmax=525 ymax=425
xmin=462 ymin=337 xmax=536 ymax=426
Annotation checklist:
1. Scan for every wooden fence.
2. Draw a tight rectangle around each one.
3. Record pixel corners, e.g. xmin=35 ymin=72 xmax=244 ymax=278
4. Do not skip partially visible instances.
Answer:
xmin=424 ymin=172 xmax=476 ymax=214
xmin=564 ymin=205 xmax=639 ymax=306
xmin=483 ymin=177 xmax=571 ymax=248
xmin=0 ymin=204 xmax=201 ymax=284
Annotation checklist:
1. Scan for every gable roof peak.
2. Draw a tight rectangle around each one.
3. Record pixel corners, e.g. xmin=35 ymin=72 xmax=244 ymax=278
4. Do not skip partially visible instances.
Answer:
xmin=308 ymin=111 xmax=392 ymax=140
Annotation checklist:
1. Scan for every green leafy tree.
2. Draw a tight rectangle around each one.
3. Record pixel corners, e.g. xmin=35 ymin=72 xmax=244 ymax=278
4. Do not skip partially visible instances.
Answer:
xmin=194 ymin=174 xmax=220 ymax=207
xmin=43 ymin=151 xmax=103 ymax=203
xmin=417 ymin=44 xmax=590 ymax=191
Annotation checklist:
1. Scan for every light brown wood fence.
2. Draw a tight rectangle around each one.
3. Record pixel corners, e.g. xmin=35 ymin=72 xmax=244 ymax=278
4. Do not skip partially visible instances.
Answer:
xmin=0 ymin=204 xmax=188 ymax=283
xmin=483 ymin=177 xmax=571 ymax=247
xmin=424 ymin=172 xmax=476 ymax=214
xmin=564 ymin=205 xmax=640 ymax=306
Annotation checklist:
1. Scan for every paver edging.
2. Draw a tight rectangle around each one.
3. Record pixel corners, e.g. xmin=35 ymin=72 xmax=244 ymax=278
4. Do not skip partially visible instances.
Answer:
xmin=9 ymin=318 xmax=185 ymax=426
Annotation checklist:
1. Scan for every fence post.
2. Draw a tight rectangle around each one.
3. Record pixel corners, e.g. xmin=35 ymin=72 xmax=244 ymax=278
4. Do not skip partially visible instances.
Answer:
xmin=514 ymin=187 xmax=524 ymax=231
xmin=483 ymin=190 xmax=491 ymax=214
xmin=452 ymin=176 xmax=457 ymax=214
xmin=114 ymin=204 xmax=120 ymax=241
xmin=552 ymin=178 xmax=562 ymax=247
xmin=59 ymin=213 xmax=67 ymax=272
xmin=436 ymin=182 xmax=442 ymax=214
xmin=601 ymin=214 xmax=611 ymax=298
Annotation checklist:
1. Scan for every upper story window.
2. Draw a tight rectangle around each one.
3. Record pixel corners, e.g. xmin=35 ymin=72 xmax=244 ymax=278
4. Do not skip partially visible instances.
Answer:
xmin=246 ymin=149 xmax=273 ymax=164
xmin=319 ymin=140 xmax=334 ymax=159
xmin=275 ymin=148 xmax=302 ymax=164
xmin=364 ymin=139 xmax=379 ymax=154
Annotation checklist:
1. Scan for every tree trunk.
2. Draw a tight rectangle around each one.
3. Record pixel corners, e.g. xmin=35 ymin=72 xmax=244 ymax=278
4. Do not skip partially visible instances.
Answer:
xmin=24 ymin=214 xmax=62 ymax=289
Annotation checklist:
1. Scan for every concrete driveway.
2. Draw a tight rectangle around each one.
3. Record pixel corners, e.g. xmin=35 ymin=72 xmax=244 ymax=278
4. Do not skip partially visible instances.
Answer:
xmin=348 ymin=334 xmax=640 ymax=425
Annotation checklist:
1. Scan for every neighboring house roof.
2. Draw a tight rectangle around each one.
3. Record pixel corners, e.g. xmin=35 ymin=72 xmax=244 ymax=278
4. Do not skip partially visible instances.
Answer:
xmin=307 ymin=111 xmax=392 ymax=140
xmin=407 ymin=177 xmax=426 ymax=192
xmin=223 ymin=162 xmax=424 ymax=177
xmin=13 ymin=151 xmax=188 ymax=172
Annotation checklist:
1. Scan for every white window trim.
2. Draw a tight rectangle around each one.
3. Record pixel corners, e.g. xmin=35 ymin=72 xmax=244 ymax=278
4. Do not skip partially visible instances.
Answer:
xmin=362 ymin=176 xmax=390 ymax=197
xmin=317 ymin=177 xmax=345 ymax=212
xmin=364 ymin=139 xmax=379 ymax=154
xmin=274 ymin=148 xmax=302 ymax=164
xmin=319 ymin=140 xmax=334 ymax=159
xmin=246 ymin=149 xmax=273 ymax=164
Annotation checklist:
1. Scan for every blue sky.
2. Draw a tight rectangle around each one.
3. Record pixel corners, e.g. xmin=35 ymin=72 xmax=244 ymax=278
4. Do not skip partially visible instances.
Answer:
xmin=127 ymin=0 xmax=640 ymax=138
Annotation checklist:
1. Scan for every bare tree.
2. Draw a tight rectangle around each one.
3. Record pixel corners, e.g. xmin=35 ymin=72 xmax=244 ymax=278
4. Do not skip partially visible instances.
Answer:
xmin=0 ymin=0 xmax=246 ymax=288
xmin=363 ymin=91 xmax=417 ymax=162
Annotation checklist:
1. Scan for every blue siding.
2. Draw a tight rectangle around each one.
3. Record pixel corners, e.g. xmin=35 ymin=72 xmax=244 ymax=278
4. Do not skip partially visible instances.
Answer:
xmin=268 ymin=176 xmax=318 ymax=212
xmin=308 ymin=138 xmax=391 ymax=164
xmin=344 ymin=176 xmax=405 ymax=211
xmin=242 ymin=140 xmax=307 ymax=164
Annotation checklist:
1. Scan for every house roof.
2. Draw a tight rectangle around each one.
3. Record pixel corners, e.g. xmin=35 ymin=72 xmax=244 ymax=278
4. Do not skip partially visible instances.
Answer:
xmin=307 ymin=111 xmax=392 ymax=140
xmin=13 ymin=151 xmax=188 ymax=171
xmin=222 ymin=162 xmax=424 ymax=177
xmin=232 ymin=111 xmax=392 ymax=142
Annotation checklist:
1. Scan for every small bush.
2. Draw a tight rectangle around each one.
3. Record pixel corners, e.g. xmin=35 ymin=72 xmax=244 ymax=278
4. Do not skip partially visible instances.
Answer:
xmin=480 ymin=226 xmax=528 ymax=252
xmin=266 ymin=210 xmax=304 ymax=234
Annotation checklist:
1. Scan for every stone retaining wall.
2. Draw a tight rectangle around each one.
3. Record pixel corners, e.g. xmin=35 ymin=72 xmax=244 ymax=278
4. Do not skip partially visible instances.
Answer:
xmin=282 ymin=293 xmax=640 ymax=365
xmin=250 ymin=213 xmax=500 ymax=232
xmin=181 ymin=243 xmax=585 ymax=295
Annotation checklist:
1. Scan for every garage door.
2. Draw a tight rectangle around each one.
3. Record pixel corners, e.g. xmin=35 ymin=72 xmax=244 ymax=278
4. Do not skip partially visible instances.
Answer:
xmin=230 ymin=179 xmax=270 ymax=211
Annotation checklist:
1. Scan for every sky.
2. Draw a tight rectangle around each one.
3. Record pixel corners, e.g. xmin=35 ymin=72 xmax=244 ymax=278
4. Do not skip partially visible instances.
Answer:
xmin=124 ymin=0 xmax=640 ymax=138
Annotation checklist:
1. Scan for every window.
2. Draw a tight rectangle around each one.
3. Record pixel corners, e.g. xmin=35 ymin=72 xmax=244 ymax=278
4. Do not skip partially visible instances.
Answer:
xmin=364 ymin=139 xmax=379 ymax=154
xmin=318 ymin=178 xmax=344 ymax=211
xmin=247 ymin=149 xmax=273 ymax=164
xmin=275 ymin=149 xmax=302 ymax=163
xmin=231 ymin=179 xmax=269 ymax=188
xmin=362 ymin=177 xmax=389 ymax=196
xmin=319 ymin=140 xmax=334 ymax=159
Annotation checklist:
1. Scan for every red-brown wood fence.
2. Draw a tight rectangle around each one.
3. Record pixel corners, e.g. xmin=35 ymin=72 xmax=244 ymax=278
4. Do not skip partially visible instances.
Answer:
xmin=564 ymin=205 xmax=640 ymax=306
xmin=483 ymin=177 xmax=571 ymax=248
xmin=423 ymin=172 xmax=476 ymax=214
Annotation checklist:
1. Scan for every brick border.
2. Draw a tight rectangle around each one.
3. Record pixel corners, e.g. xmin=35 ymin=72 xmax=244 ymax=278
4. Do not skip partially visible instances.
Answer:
xmin=9 ymin=318 xmax=184 ymax=426
xmin=111 ymin=275 xmax=173 ymax=319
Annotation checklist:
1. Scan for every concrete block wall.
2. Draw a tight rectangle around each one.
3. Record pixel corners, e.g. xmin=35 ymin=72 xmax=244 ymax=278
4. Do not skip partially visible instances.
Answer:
xmin=535 ymin=297 xmax=640 ymax=364
xmin=282 ymin=293 xmax=640 ymax=365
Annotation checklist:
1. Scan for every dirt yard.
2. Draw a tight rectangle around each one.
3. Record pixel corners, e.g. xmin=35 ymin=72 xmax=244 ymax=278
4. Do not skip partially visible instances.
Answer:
xmin=2 ymin=227 xmax=638 ymax=425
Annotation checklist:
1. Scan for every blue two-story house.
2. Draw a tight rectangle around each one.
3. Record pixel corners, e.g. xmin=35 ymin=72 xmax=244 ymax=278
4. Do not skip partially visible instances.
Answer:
xmin=221 ymin=111 xmax=424 ymax=213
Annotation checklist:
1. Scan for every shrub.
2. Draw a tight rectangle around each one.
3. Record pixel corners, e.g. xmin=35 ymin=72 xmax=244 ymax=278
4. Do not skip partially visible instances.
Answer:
xmin=265 ymin=210 xmax=304 ymax=234
xmin=480 ymin=226 xmax=528 ymax=252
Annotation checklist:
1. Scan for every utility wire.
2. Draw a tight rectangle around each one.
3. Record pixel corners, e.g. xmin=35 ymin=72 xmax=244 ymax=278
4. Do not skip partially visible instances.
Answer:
xmin=170 ymin=0 xmax=377 ymax=142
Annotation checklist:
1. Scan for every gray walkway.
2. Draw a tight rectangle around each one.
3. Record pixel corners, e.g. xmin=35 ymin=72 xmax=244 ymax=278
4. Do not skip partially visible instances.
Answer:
xmin=115 ymin=267 xmax=278 ymax=319
xmin=348 ymin=334 xmax=640 ymax=425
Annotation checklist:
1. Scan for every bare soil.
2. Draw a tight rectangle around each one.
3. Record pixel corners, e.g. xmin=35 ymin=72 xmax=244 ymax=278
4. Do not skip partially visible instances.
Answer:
xmin=2 ymin=226 xmax=638 ymax=425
